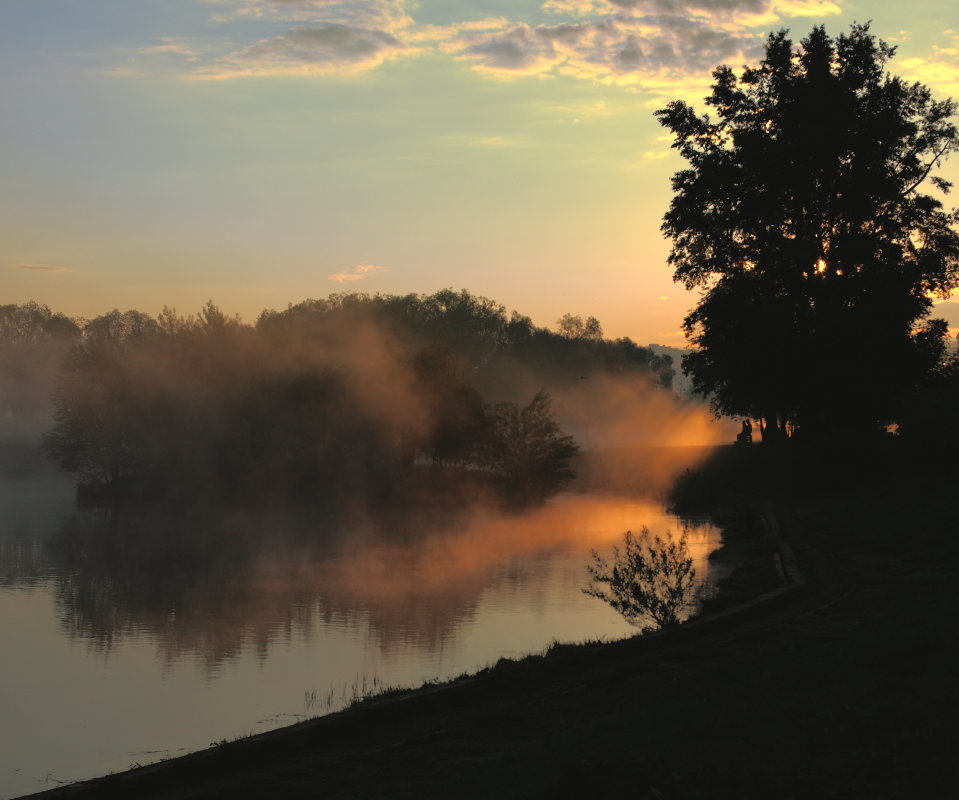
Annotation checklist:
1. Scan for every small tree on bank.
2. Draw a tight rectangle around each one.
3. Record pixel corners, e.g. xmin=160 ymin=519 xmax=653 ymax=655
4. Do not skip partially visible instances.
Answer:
xmin=481 ymin=390 xmax=579 ymax=506
xmin=584 ymin=527 xmax=699 ymax=633
xmin=658 ymin=24 xmax=959 ymax=441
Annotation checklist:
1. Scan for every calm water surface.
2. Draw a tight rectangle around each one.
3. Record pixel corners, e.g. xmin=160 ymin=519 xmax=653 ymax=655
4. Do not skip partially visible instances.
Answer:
xmin=0 ymin=471 xmax=720 ymax=799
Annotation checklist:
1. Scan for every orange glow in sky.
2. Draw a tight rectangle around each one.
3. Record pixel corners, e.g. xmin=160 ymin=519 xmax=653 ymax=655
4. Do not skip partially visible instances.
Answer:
xmin=2 ymin=2 xmax=958 ymax=344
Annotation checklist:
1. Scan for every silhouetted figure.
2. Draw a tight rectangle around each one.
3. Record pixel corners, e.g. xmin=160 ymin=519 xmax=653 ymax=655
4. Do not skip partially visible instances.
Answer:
xmin=736 ymin=419 xmax=752 ymax=446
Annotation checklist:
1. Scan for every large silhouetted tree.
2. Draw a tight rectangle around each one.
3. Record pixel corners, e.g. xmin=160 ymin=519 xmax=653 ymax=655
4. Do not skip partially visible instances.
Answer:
xmin=658 ymin=24 xmax=959 ymax=441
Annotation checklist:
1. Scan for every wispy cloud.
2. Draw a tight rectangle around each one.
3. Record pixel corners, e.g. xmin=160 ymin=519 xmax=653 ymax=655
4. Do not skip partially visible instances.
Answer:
xmin=140 ymin=37 xmax=202 ymax=60
xmin=404 ymin=18 xmax=513 ymax=46
xmin=158 ymin=0 xmax=847 ymax=89
xmin=443 ymin=0 xmax=844 ymax=85
xmin=658 ymin=328 xmax=687 ymax=341
xmin=9 ymin=263 xmax=70 ymax=273
xmin=899 ymin=32 xmax=959 ymax=98
xmin=442 ymin=13 xmax=765 ymax=94
xmin=194 ymin=0 xmax=419 ymax=77
xmin=768 ymin=0 xmax=843 ymax=19
xmin=195 ymin=23 xmax=410 ymax=78
xmin=639 ymin=147 xmax=670 ymax=160
xmin=431 ymin=0 xmax=846 ymax=101
xmin=542 ymin=0 xmax=840 ymax=18
xmin=328 ymin=263 xmax=388 ymax=282
xmin=204 ymin=0 xmax=413 ymax=28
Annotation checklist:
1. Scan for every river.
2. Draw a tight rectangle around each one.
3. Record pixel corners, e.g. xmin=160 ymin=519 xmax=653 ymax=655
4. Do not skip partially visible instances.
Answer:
xmin=0 ymin=462 xmax=721 ymax=799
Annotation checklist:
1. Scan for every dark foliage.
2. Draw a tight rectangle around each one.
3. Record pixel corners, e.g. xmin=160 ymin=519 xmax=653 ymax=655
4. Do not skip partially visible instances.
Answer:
xmin=480 ymin=390 xmax=579 ymax=506
xmin=658 ymin=24 xmax=959 ymax=441
xmin=0 ymin=302 xmax=81 ymax=424
xmin=37 ymin=291 xmax=671 ymax=507
xmin=897 ymin=333 xmax=959 ymax=450
xmin=585 ymin=526 xmax=699 ymax=632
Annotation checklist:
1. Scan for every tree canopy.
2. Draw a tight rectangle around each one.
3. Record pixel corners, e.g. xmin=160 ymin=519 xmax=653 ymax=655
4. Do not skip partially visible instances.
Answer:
xmin=0 ymin=302 xmax=81 ymax=423
xmin=35 ymin=291 xmax=677 ymax=506
xmin=657 ymin=23 xmax=959 ymax=441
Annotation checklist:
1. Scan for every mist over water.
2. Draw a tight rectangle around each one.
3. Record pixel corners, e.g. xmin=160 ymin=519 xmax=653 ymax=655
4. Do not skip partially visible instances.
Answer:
xmin=10 ymin=489 xmax=713 ymax=668
xmin=550 ymin=372 xmax=739 ymax=500
xmin=0 ymin=466 xmax=722 ymax=799
xmin=0 ymin=294 xmax=738 ymax=798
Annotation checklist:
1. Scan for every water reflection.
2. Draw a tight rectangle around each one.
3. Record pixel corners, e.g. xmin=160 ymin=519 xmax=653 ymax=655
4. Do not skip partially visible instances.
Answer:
xmin=7 ymin=495 xmax=717 ymax=670
xmin=0 ymin=475 xmax=76 ymax=587
xmin=1 ymin=479 xmax=720 ymax=799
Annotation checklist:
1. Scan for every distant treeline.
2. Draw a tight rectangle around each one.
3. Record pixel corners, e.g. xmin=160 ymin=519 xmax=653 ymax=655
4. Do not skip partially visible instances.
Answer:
xmin=1 ymin=292 xmax=674 ymax=507
xmin=0 ymin=301 xmax=81 ymax=426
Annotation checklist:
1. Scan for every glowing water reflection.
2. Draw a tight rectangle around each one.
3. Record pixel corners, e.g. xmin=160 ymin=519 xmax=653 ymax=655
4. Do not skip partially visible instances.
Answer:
xmin=0 ymin=476 xmax=719 ymax=799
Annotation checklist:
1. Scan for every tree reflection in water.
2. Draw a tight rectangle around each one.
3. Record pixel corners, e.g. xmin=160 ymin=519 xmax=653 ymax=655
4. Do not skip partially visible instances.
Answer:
xmin=34 ymin=495 xmax=712 ymax=670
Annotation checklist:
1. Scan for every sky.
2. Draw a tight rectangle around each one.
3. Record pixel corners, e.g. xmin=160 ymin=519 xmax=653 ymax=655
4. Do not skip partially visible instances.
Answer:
xmin=2 ymin=0 xmax=959 ymax=344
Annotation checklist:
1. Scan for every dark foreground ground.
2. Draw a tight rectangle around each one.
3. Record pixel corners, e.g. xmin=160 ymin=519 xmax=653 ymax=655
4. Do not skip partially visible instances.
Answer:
xmin=24 ymin=443 xmax=959 ymax=800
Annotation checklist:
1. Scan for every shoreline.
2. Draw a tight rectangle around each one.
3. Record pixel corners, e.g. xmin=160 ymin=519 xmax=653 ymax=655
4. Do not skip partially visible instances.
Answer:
xmin=21 ymin=502 xmax=806 ymax=800
xmin=17 ymin=445 xmax=959 ymax=798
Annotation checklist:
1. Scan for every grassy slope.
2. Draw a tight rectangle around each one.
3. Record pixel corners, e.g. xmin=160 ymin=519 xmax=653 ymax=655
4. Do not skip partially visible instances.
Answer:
xmin=26 ymin=442 xmax=959 ymax=800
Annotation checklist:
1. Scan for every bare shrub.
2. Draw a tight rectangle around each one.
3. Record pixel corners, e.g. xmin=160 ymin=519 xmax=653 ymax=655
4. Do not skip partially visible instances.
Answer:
xmin=584 ymin=527 xmax=699 ymax=633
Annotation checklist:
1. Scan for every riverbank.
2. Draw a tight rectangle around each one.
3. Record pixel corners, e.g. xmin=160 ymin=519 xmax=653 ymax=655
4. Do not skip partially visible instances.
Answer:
xmin=23 ymin=443 xmax=958 ymax=799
